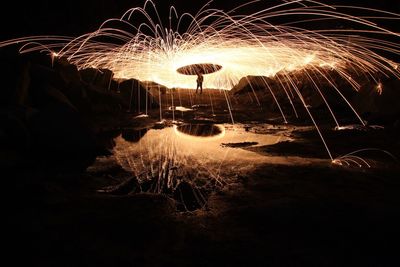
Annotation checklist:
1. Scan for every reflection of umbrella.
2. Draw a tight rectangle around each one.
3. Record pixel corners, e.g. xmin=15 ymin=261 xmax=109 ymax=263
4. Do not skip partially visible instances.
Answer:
xmin=176 ymin=124 xmax=222 ymax=137
xmin=176 ymin=63 xmax=222 ymax=75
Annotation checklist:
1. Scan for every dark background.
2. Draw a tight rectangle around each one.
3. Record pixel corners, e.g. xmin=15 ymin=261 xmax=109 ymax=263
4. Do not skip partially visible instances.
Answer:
xmin=1 ymin=0 xmax=399 ymax=39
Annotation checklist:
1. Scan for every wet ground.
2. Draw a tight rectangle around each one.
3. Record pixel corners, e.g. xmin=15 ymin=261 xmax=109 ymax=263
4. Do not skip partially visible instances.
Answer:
xmin=6 ymin=88 xmax=400 ymax=266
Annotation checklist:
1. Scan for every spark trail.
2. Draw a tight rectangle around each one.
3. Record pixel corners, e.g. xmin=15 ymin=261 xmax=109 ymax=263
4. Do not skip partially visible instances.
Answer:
xmin=1 ymin=0 xmax=399 ymax=162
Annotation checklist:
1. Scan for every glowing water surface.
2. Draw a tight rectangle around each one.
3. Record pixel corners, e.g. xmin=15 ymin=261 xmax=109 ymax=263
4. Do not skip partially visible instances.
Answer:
xmin=113 ymin=124 xmax=321 ymax=184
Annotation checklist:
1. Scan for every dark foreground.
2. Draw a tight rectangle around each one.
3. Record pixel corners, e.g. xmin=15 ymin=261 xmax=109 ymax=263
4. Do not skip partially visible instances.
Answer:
xmin=5 ymin=95 xmax=399 ymax=266
xmin=6 ymin=160 xmax=398 ymax=266
xmin=2 ymin=52 xmax=399 ymax=266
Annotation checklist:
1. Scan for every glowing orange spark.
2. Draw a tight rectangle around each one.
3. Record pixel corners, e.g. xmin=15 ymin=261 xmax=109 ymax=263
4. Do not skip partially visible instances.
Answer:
xmin=1 ymin=0 xmax=399 ymax=162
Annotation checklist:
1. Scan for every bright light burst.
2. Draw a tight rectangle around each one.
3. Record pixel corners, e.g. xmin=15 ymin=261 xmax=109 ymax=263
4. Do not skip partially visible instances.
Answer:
xmin=1 ymin=0 xmax=400 ymax=163
xmin=2 ymin=0 xmax=399 ymax=90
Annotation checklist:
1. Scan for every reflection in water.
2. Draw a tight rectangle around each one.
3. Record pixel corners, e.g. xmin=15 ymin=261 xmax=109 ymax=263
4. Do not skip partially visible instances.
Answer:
xmin=99 ymin=124 xmax=332 ymax=210
xmin=168 ymin=106 xmax=193 ymax=112
xmin=176 ymin=124 xmax=224 ymax=138
xmin=113 ymin=124 xmax=291 ymax=187
xmin=113 ymin=124 xmax=319 ymax=210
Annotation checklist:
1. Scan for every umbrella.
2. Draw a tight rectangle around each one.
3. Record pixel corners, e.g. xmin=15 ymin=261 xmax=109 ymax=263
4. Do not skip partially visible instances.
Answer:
xmin=176 ymin=63 xmax=222 ymax=75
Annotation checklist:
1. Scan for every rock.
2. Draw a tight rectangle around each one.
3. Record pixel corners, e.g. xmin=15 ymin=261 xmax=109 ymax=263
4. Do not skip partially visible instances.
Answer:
xmin=80 ymin=68 xmax=113 ymax=91
xmin=14 ymin=61 xmax=31 ymax=106
xmin=0 ymin=50 xmax=126 ymax=172
xmin=79 ymin=68 xmax=99 ymax=84
xmin=231 ymin=75 xmax=275 ymax=95
xmin=44 ymin=85 xmax=79 ymax=111
xmin=97 ymin=176 xmax=141 ymax=195
xmin=229 ymin=74 xmax=295 ymax=113
xmin=142 ymin=81 xmax=168 ymax=96
xmin=113 ymin=78 xmax=159 ymax=112
xmin=352 ymin=77 xmax=400 ymax=122
xmin=85 ymin=84 xmax=122 ymax=114
xmin=0 ymin=47 xmax=31 ymax=106
xmin=153 ymin=121 xmax=166 ymax=129
xmin=122 ymin=128 xmax=149 ymax=143
xmin=30 ymin=58 xmax=92 ymax=115
xmin=229 ymin=66 xmax=400 ymax=122
xmin=140 ymin=178 xmax=155 ymax=193
xmin=53 ymin=57 xmax=82 ymax=86
xmin=64 ymin=83 xmax=92 ymax=114
xmin=173 ymin=181 xmax=204 ymax=211
xmin=97 ymin=69 xmax=114 ymax=90
xmin=27 ymin=104 xmax=98 ymax=172
xmin=0 ymin=107 xmax=31 ymax=168
xmin=28 ymin=66 xmax=80 ymax=112
xmin=28 ymin=63 xmax=65 ymax=107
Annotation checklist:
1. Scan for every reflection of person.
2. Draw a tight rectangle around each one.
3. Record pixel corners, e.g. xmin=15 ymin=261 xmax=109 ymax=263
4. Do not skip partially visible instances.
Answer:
xmin=196 ymin=73 xmax=204 ymax=94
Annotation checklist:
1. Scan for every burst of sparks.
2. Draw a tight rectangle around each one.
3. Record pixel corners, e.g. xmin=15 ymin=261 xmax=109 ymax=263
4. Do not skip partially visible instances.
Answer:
xmin=2 ymin=0 xmax=399 ymax=90
xmin=1 ymin=0 xmax=400 ymax=162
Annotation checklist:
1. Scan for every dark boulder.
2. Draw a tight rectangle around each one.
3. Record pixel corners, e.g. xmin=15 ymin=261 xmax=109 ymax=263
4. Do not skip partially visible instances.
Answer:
xmin=142 ymin=81 xmax=168 ymax=96
xmin=122 ymin=128 xmax=149 ymax=143
xmin=29 ymin=60 xmax=120 ymax=116
xmin=79 ymin=68 xmax=113 ymax=91
xmin=28 ymin=63 xmax=65 ymax=108
xmin=231 ymin=75 xmax=276 ymax=95
xmin=173 ymin=181 xmax=205 ymax=211
xmin=230 ymin=68 xmax=355 ymax=111
xmin=80 ymin=68 xmax=99 ymax=84
xmin=97 ymin=176 xmax=141 ymax=195
xmin=351 ymin=77 xmax=400 ymax=125
xmin=35 ymin=58 xmax=92 ymax=114
xmin=97 ymin=69 xmax=114 ymax=90
xmin=0 ymin=50 xmax=124 ymax=172
xmin=0 ymin=107 xmax=33 ymax=169
xmin=85 ymin=84 xmax=122 ymax=114
xmin=115 ymin=78 xmax=159 ymax=112
xmin=27 ymin=104 xmax=98 ymax=172
xmin=0 ymin=47 xmax=31 ymax=106
xmin=230 ymin=66 xmax=400 ymax=122
xmin=53 ymin=57 xmax=82 ymax=87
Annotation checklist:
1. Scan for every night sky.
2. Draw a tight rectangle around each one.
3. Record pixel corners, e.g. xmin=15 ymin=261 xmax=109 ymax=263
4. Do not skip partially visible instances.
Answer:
xmin=1 ymin=0 xmax=399 ymax=39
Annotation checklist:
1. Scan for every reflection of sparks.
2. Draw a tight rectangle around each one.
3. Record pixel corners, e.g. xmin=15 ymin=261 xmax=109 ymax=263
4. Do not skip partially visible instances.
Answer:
xmin=332 ymin=148 xmax=398 ymax=168
xmin=169 ymin=106 xmax=193 ymax=112
xmin=114 ymin=125 xmax=290 ymax=189
xmin=1 ymin=0 xmax=399 ymax=162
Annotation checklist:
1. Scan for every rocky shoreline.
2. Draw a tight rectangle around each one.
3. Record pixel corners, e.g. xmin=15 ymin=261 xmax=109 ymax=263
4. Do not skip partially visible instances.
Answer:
xmin=2 ymin=50 xmax=399 ymax=266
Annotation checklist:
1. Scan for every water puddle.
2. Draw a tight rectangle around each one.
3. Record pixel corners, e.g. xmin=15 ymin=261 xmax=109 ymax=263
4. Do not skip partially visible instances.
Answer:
xmin=168 ymin=106 xmax=193 ymax=112
xmin=112 ymin=124 xmax=304 ymax=183
xmin=98 ymin=123 xmax=326 ymax=211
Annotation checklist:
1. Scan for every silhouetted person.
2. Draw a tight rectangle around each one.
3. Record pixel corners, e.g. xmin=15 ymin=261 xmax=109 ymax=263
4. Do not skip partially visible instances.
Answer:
xmin=196 ymin=73 xmax=204 ymax=94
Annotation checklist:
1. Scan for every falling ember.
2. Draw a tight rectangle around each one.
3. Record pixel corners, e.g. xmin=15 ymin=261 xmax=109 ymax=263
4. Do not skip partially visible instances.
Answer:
xmin=376 ymin=83 xmax=383 ymax=95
